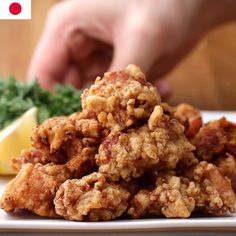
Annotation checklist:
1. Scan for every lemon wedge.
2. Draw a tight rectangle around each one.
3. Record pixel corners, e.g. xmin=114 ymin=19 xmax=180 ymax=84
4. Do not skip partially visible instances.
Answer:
xmin=0 ymin=107 xmax=38 ymax=175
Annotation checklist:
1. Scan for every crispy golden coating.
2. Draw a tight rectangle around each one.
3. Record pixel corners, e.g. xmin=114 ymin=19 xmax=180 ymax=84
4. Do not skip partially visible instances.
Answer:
xmin=12 ymin=145 xmax=97 ymax=177
xmin=192 ymin=118 xmax=236 ymax=161
xmin=12 ymin=139 xmax=96 ymax=173
xmin=81 ymin=65 xmax=161 ymax=132
xmin=12 ymin=115 xmax=104 ymax=171
xmin=161 ymin=103 xmax=203 ymax=139
xmin=96 ymin=126 xmax=159 ymax=181
xmin=18 ymin=117 xmax=77 ymax=167
xmin=191 ymin=161 xmax=235 ymax=215
xmin=215 ymin=153 xmax=236 ymax=193
xmin=11 ymin=149 xmax=49 ymax=172
xmin=149 ymin=106 xmax=197 ymax=169
xmin=11 ymin=147 xmax=71 ymax=172
xmin=66 ymin=147 xmax=97 ymax=178
xmin=75 ymin=119 xmax=103 ymax=139
xmin=54 ymin=172 xmax=130 ymax=221
xmin=70 ymin=111 xmax=107 ymax=139
xmin=0 ymin=163 xmax=71 ymax=217
xmin=96 ymin=106 xmax=196 ymax=181
xmin=191 ymin=118 xmax=236 ymax=194
xmin=129 ymin=161 xmax=235 ymax=219
xmin=2 ymin=147 xmax=98 ymax=218
xmin=173 ymin=103 xmax=203 ymax=139
xmin=32 ymin=116 xmax=77 ymax=154
xmin=31 ymin=115 xmax=103 ymax=154
xmin=128 ymin=173 xmax=198 ymax=218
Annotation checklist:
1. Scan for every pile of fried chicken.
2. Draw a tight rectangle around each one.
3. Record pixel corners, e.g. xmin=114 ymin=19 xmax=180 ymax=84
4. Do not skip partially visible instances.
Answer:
xmin=1 ymin=65 xmax=236 ymax=221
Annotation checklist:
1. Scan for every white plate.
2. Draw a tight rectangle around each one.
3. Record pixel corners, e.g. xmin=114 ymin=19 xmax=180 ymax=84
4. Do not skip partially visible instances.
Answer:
xmin=0 ymin=111 xmax=236 ymax=235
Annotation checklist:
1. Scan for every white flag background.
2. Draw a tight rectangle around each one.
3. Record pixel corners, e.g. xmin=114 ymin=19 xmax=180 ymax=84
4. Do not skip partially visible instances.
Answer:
xmin=0 ymin=0 xmax=31 ymax=19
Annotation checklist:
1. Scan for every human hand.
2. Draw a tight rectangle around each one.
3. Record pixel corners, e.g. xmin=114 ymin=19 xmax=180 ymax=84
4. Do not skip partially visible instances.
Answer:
xmin=28 ymin=0 xmax=236 ymax=99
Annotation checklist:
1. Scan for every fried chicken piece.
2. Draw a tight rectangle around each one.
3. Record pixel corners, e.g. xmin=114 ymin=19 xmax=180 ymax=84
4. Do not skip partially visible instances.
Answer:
xmin=12 ymin=141 xmax=95 ymax=173
xmin=191 ymin=118 xmax=236 ymax=194
xmin=70 ymin=111 xmax=107 ymax=139
xmin=69 ymin=110 xmax=98 ymax=121
xmin=13 ymin=115 xmax=104 ymax=171
xmin=216 ymin=153 xmax=236 ymax=176
xmin=11 ymin=148 xmax=66 ymax=172
xmin=214 ymin=153 xmax=236 ymax=193
xmin=2 ymin=146 xmax=99 ymax=217
xmin=192 ymin=118 xmax=236 ymax=161
xmin=12 ymin=138 xmax=94 ymax=173
xmin=96 ymin=106 xmax=197 ymax=181
xmin=15 ymin=116 xmax=77 ymax=168
xmin=173 ymin=103 xmax=203 ymax=139
xmin=0 ymin=163 xmax=71 ymax=217
xmin=128 ymin=173 xmax=199 ymax=218
xmin=96 ymin=126 xmax=160 ymax=181
xmin=129 ymin=161 xmax=235 ymax=219
xmin=54 ymin=172 xmax=130 ymax=221
xmin=12 ymin=149 xmax=46 ymax=172
xmin=186 ymin=161 xmax=235 ymax=215
xmin=66 ymin=147 xmax=97 ymax=178
xmin=81 ymin=65 xmax=161 ymax=132
xmin=161 ymin=103 xmax=202 ymax=139
xmin=149 ymin=105 xmax=197 ymax=166
xmin=75 ymin=119 xmax=103 ymax=139
xmin=12 ymin=144 xmax=97 ymax=176
xmin=149 ymin=106 xmax=198 ymax=169
xmin=31 ymin=116 xmax=77 ymax=155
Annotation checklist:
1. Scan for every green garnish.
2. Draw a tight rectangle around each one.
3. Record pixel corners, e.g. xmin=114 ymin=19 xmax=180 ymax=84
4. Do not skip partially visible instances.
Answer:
xmin=0 ymin=77 xmax=82 ymax=130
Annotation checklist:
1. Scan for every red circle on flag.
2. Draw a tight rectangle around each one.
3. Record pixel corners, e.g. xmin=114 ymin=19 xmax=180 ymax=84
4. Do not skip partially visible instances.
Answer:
xmin=9 ymin=2 xmax=22 ymax=15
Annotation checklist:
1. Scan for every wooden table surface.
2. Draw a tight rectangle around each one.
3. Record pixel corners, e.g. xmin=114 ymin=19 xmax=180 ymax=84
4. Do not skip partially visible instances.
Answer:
xmin=0 ymin=0 xmax=235 ymax=110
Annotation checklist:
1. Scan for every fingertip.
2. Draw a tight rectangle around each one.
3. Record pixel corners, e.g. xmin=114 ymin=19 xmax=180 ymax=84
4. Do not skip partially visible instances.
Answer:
xmin=154 ymin=79 xmax=172 ymax=101
xmin=64 ymin=66 xmax=82 ymax=89
xmin=109 ymin=34 xmax=159 ymax=75
xmin=37 ymin=76 xmax=56 ymax=91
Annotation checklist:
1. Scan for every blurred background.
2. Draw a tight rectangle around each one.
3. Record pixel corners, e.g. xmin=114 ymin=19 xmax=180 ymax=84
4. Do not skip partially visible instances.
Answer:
xmin=0 ymin=0 xmax=236 ymax=110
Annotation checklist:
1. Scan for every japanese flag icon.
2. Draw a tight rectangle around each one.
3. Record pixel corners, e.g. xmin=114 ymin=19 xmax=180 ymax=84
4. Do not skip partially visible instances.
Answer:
xmin=0 ymin=0 xmax=31 ymax=20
